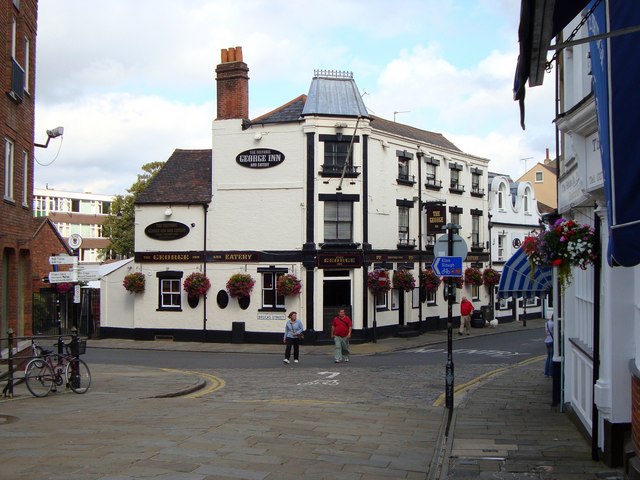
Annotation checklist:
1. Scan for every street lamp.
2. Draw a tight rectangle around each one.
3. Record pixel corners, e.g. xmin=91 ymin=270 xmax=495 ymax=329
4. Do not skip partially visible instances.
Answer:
xmin=487 ymin=213 xmax=494 ymax=323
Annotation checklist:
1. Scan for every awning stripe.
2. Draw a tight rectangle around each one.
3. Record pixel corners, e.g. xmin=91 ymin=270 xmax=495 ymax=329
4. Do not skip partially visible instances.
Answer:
xmin=497 ymin=248 xmax=552 ymax=299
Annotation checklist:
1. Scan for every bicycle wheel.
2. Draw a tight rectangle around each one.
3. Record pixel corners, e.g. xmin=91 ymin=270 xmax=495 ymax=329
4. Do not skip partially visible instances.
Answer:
xmin=65 ymin=358 xmax=91 ymax=394
xmin=25 ymin=359 xmax=54 ymax=397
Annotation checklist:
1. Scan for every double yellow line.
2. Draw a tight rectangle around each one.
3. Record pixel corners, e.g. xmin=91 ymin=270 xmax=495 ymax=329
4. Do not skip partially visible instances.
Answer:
xmin=432 ymin=355 xmax=545 ymax=407
xmin=161 ymin=368 xmax=226 ymax=398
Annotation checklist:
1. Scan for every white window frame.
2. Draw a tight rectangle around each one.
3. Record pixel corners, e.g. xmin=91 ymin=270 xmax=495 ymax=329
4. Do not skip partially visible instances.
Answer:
xmin=159 ymin=277 xmax=182 ymax=310
xmin=398 ymin=206 xmax=409 ymax=244
xmin=497 ymin=234 xmax=506 ymax=261
xmin=535 ymin=171 xmax=543 ymax=182
xmin=23 ymin=36 xmax=29 ymax=93
xmin=498 ymin=184 xmax=506 ymax=210
xmin=22 ymin=150 xmax=28 ymax=206
xmin=425 ymin=163 xmax=437 ymax=186
xmin=4 ymin=139 xmax=15 ymax=201
xmin=524 ymin=187 xmax=531 ymax=213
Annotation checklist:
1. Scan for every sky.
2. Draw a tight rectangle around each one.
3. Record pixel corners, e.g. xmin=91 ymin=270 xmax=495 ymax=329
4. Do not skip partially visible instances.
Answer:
xmin=33 ymin=0 xmax=556 ymax=197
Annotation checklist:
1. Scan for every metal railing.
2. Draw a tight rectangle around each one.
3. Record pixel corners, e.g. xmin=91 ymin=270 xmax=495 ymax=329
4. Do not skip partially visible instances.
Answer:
xmin=1 ymin=328 xmax=82 ymax=398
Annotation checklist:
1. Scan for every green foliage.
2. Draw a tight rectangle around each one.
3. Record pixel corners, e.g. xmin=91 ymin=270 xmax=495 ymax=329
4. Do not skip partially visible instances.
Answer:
xmin=101 ymin=161 xmax=165 ymax=259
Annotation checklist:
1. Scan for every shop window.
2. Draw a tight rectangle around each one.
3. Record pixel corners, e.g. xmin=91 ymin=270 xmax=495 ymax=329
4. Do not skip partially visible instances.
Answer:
xmin=157 ymin=271 xmax=183 ymax=311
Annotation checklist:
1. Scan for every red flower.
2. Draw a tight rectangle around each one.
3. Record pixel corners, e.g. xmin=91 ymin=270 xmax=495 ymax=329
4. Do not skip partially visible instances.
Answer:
xmin=552 ymin=258 xmax=563 ymax=266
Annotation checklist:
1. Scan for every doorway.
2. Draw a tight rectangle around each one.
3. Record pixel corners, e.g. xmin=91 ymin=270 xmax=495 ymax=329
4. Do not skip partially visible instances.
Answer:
xmin=322 ymin=270 xmax=352 ymax=334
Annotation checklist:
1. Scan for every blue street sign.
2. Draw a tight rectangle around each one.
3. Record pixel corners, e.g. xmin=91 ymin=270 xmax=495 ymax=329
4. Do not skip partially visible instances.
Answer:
xmin=432 ymin=256 xmax=463 ymax=277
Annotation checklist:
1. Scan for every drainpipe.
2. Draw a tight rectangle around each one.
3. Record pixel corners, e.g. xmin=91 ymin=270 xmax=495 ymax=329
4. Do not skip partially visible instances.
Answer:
xmin=203 ymin=203 xmax=209 ymax=341
xmin=591 ymin=209 xmax=601 ymax=460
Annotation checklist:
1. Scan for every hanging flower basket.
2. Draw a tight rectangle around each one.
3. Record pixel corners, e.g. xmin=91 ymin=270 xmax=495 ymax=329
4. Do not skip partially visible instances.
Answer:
xmin=464 ymin=267 xmax=483 ymax=286
xmin=123 ymin=272 xmax=145 ymax=294
xmin=521 ymin=218 xmax=598 ymax=289
xmin=184 ymin=272 xmax=211 ymax=298
xmin=367 ymin=270 xmax=391 ymax=295
xmin=482 ymin=268 xmax=501 ymax=287
xmin=226 ymin=273 xmax=255 ymax=298
xmin=276 ymin=273 xmax=302 ymax=296
xmin=420 ymin=268 xmax=442 ymax=293
xmin=392 ymin=270 xmax=415 ymax=292
xmin=56 ymin=282 xmax=74 ymax=295
xmin=453 ymin=276 xmax=464 ymax=289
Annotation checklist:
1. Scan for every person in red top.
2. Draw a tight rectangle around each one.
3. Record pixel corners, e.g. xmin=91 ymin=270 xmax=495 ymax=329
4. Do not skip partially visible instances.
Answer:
xmin=459 ymin=297 xmax=474 ymax=336
xmin=331 ymin=309 xmax=352 ymax=363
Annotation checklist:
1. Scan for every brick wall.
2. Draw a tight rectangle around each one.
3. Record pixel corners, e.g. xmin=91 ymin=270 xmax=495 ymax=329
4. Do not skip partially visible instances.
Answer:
xmin=633 ymin=372 xmax=640 ymax=457
xmin=1 ymin=0 xmax=38 ymax=337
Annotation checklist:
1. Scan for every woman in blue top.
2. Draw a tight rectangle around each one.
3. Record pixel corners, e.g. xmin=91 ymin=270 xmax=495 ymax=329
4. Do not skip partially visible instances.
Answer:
xmin=283 ymin=311 xmax=304 ymax=364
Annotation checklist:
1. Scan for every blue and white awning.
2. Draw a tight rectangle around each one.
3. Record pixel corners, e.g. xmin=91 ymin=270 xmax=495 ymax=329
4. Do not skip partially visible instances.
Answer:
xmin=497 ymin=248 xmax=552 ymax=299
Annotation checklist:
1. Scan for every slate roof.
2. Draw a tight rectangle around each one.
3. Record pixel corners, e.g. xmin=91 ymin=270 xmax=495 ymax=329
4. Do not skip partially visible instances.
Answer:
xmin=369 ymin=115 xmax=461 ymax=152
xmin=252 ymin=95 xmax=306 ymax=124
xmin=301 ymin=72 xmax=370 ymax=118
xmin=136 ymin=149 xmax=212 ymax=205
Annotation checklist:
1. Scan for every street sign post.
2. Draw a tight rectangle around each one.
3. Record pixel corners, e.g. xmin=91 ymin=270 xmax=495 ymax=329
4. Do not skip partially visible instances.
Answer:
xmin=49 ymin=255 xmax=78 ymax=265
xmin=48 ymin=271 xmax=77 ymax=283
xmin=77 ymin=269 xmax=101 ymax=282
xmin=431 ymin=256 xmax=463 ymax=277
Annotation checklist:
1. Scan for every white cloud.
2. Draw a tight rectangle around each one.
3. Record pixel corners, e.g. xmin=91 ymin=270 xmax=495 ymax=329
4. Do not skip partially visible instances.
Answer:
xmin=34 ymin=1 xmax=556 ymax=194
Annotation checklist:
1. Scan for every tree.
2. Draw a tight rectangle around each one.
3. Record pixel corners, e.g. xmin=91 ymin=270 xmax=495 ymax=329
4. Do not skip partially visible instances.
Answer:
xmin=102 ymin=161 xmax=165 ymax=259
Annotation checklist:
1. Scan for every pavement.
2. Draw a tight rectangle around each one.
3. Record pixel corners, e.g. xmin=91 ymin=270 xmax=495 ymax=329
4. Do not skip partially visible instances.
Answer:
xmin=0 ymin=318 xmax=627 ymax=479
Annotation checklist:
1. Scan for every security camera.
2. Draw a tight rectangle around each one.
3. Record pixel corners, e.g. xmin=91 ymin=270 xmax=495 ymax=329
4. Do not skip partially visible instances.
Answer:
xmin=46 ymin=126 xmax=64 ymax=138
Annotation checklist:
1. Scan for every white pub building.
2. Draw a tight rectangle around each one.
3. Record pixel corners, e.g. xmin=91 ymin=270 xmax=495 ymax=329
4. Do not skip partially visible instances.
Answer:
xmin=100 ymin=47 xmax=492 ymax=343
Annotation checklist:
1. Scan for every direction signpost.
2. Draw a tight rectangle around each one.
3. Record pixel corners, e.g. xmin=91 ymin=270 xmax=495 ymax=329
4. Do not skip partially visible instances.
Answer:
xmin=48 ymin=271 xmax=77 ymax=283
xmin=431 ymin=256 xmax=463 ymax=277
xmin=436 ymin=223 xmax=469 ymax=418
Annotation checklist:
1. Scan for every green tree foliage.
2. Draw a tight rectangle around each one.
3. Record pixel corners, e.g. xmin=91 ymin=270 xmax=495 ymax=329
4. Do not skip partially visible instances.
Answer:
xmin=102 ymin=161 xmax=165 ymax=259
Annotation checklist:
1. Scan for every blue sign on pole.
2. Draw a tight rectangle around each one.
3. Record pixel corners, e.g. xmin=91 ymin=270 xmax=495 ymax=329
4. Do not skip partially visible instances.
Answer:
xmin=431 ymin=256 xmax=463 ymax=277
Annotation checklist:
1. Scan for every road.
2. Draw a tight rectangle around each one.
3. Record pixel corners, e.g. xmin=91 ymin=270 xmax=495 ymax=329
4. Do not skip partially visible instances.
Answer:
xmin=82 ymin=327 xmax=544 ymax=408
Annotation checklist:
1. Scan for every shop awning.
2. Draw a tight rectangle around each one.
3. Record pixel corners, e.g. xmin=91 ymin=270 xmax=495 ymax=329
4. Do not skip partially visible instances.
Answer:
xmin=497 ymin=248 xmax=552 ymax=299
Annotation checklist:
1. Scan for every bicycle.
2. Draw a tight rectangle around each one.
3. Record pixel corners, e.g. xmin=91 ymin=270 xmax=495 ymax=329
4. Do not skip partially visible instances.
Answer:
xmin=24 ymin=337 xmax=91 ymax=398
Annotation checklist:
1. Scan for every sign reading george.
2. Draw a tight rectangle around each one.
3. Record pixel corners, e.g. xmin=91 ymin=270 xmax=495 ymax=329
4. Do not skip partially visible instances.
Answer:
xmin=431 ymin=256 xmax=463 ymax=277
xmin=144 ymin=222 xmax=190 ymax=241
xmin=236 ymin=149 xmax=285 ymax=169
xmin=426 ymin=205 xmax=447 ymax=235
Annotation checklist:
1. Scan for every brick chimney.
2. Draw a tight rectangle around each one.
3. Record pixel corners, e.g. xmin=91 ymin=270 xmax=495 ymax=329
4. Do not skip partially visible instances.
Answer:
xmin=215 ymin=46 xmax=249 ymax=120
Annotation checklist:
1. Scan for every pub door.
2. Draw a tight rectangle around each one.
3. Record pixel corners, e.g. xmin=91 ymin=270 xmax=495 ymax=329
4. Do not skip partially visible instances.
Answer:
xmin=322 ymin=270 xmax=352 ymax=335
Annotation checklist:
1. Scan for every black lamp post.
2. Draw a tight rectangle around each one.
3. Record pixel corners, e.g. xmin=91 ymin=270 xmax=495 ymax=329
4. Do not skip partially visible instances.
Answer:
xmin=487 ymin=213 xmax=494 ymax=323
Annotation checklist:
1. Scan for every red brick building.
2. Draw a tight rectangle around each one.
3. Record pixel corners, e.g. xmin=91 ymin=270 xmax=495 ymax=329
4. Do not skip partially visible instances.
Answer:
xmin=1 ymin=0 xmax=38 ymax=338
